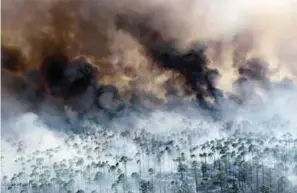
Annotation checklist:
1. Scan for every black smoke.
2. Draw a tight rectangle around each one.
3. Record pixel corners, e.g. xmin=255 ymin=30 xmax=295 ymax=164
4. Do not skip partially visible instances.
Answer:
xmin=116 ymin=14 xmax=227 ymax=111
xmin=2 ymin=7 xmax=296 ymax=129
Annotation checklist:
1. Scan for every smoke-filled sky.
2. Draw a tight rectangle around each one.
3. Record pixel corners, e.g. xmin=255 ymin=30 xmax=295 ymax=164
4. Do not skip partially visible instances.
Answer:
xmin=2 ymin=0 xmax=297 ymax=123
xmin=1 ymin=0 xmax=297 ymax=139
xmin=2 ymin=0 xmax=297 ymax=94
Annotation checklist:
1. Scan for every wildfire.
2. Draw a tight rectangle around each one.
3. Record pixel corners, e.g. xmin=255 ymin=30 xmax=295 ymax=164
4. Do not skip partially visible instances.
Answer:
xmin=2 ymin=0 xmax=297 ymax=115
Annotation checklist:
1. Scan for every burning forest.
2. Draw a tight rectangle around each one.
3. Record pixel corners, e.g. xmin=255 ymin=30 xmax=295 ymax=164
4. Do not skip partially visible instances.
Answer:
xmin=1 ymin=0 xmax=297 ymax=193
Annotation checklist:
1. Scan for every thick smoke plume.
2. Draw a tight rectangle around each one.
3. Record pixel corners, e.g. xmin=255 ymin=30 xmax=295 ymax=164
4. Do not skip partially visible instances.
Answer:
xmin=2 ymin=0 xmax=297 ymax=118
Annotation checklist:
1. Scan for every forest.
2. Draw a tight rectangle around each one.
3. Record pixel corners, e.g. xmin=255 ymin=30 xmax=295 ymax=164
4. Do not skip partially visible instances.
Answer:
xmin=1 ymin=117 xmax=297 ymax=193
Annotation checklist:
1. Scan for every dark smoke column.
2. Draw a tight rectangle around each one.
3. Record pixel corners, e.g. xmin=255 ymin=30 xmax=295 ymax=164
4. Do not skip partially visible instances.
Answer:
xmin=115 ymin=14 xmax=224 ymax=112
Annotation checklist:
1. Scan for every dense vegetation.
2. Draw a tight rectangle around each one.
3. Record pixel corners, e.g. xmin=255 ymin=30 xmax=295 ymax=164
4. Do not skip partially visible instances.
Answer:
xmin=1 ymin=121 xmax=297 ymax=193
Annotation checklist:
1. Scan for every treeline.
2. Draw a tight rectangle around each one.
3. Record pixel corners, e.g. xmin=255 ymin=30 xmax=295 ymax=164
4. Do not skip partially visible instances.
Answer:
xmin=1 ymin=129 xmax=297 ymax=193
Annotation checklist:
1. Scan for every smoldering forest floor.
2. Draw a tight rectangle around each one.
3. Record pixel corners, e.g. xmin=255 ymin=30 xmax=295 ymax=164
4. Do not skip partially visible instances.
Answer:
xmin=1 ymin=86 xmax=297 ymax=193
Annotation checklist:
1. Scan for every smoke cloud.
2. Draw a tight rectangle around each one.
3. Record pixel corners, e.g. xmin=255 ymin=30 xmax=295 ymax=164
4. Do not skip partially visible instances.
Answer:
xmin=2 ymin=0 xmax=297 ymax=130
